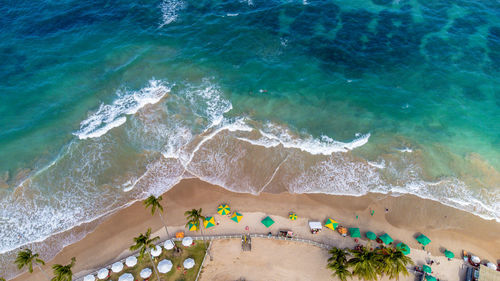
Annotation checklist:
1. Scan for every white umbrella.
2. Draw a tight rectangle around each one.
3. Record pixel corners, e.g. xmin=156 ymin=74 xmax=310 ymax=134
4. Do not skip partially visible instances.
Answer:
xmin=140 ymin=268 xmax=152 ymax=278
xmin=111 ymin=261 xmax=124 ymax=273
xmin=97 ymin=268 xmax=109 ymax=279
xmin=182 ymin=237 xmax=193 ymax=247
xmin=118 ymin=273 xmax=134 ymax=281
xmin=183 ymin=258 xmax=195 ymax=269
xmin=471 ymin=256 xmax=480 ymax=263
xmin=164 ymin=239 xmax=175 ymax=250
xmin=487 ymin=262 xmax=497 ymax=270
xmin=125 ymin=256 xmax=137 ymax=267
xmin=83 ymin=275 xmax=95 ymax=281
xmin=157 ymin=259 xmax=173 ymax=273
xmin=151 ymin=245 xmax=162 ymax=257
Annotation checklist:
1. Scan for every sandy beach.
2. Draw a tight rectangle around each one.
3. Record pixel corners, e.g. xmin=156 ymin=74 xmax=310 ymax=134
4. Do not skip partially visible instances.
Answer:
xmin=11 ymin=178 xmax=500 ymax=281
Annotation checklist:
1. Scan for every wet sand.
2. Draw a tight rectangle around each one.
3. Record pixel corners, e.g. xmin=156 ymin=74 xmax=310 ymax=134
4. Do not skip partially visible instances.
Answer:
xmin=11 ymin=178 xmax=500 ymax=281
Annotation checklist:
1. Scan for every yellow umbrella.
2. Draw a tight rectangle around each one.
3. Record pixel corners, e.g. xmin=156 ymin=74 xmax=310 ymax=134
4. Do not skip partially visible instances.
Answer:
xmin=187 ymin=222 xmax=197 ymax=231
xmin=289 ymin=213 xmax=297 ymax=220
xmin=324 ymin=218 xmax=338 ymax=231
xmin=204 ymin=216 xmax=216 ymax=229
xmin=217 ymin=204 xmax=230 ymax=215
xmin=230 ymin=212 xmax=243 ymax=223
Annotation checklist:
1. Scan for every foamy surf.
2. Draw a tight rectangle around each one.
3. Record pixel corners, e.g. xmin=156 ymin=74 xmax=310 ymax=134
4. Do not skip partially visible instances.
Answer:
xmin=159 ymin=0 xmax=185 ymax=27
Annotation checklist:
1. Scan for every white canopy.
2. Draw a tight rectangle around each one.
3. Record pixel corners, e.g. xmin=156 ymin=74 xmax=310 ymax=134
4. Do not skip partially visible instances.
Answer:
xmin=118 ymin=273 xmax=134 ymax=281
xmin=111 ymin=261 xmax=124 ymax=273
xmin=125 ymin=256 xmax=137 ymax=267
xmin=83 ymin=275 xmax=95 ymax=281
xmin=182 ymin=237 xmax=193 ymax=247
xmin=309 ymin=221 xmax=322 ymax=230
xmin=183 ymin=258 xmax=195 ymax=269
xmin=486 ymin=262 xmax=497 ymax=270
xmin=164 ymin=239 xmax=175 ymax=250
xmin=97 ymin=268 xmax=109 ymax=279
xmin=158 ymin=259 xmax=173 ymax=273
xmin=151 ymin=245 xmax=162 ymax=257
xmin=471 ymin=256 xmax=481 ymax=263
xmin=140 ymin=268 xmax=152 ymax=278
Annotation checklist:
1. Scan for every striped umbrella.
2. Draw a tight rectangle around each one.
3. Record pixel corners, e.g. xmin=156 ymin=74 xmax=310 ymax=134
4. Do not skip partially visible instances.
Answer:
xmin=324 ymin=218 xmax=338 ymax=231
xmin=289 ymin=213 xmax=297 ymax=220
xmin=204 ymin=216 xmax=216 ymax=229
xmin=188 ymin=222 xmax=198 ymax=231
xmin=230 ymin=212 xmax=243 ymax=223
xmin=217 ymin=204 xmax=230 ymax=215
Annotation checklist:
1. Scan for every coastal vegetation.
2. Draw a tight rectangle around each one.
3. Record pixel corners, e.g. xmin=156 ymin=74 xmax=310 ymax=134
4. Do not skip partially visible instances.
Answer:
xmin=184 ymin=208 xmax=206 ymax=240
xmin=15 ymin=249 xmax=49 ymax=280
xmin=51 ymin=257 xmax=76 ymax=281
xmin=327 ymin=246 xmax=413 ymax=281
xmin=130 ymin=228 xmax=161 ymax=281
xmin=144 ymin=195 xmax=170 ymax=238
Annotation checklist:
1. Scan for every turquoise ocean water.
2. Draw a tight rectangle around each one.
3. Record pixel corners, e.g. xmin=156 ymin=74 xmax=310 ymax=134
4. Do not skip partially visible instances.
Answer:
xmin=1 ymin=0 xmax=499 ymax=277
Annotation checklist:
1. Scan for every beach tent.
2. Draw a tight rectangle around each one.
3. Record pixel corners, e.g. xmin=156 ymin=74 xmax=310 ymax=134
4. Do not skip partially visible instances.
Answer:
xmin=230 ymin=212 xmax=243 ymax=223
xmin=111 ymin=262 xmax=124 ymax=273
xmin=182 ymin=236 xmax=193 ymax=247
xmin=118 ymin=273 xmax=133 ymax=281
xmin=366 ymin=231 xmax=377 ymax=240
xmin=423 ymin=265 xmax=432 ymax=273
xmin=309 ymin=221 xmax=322 ymax=230
xmin=158 ymin=259 xmax=173 ymax=273
xmin=125 ymin=256 xmax=137 ymax=267
xmin=188 ymin=222 xmax=198 ymax=231
xmin=151 ymin=245 xmax=162 ymax=257
xmin=164 ymin=239 xmax=175 ymax=250
xmin=83 ymin=275 xmax=95 ymax=281
xmin=140 ymin=268 xmax=152 ymax=279
xmin=425 ymin=275 xmax=436 ymax=281
xmin=97 ymin=268 xmax=109 ymax=280
xmin=379 ymin=233 xmax=393 ymax=245
xmin=416 ymin=234 xmax=431 ymax=246
xmin=289 ymin=213 xmax=297 ymax=220
xmin=261 ymin=216 xmax=275 ymax=228
xmin=324 ymin=218 xmax=338 ymax=231
xmin=217 ymin=204 xmax=230 ymax=215
xmin=396 ymin=243 xmax=410 ymax=255
xmin=349 ymin=228 xmax=361 ymax=238
xmin=204 ymin=216 xmax=216 ymax=229
xmin=444 ymin=250 xmax=454 ymax=259
xmin=183 ymin=258 xmax=195 ymax=269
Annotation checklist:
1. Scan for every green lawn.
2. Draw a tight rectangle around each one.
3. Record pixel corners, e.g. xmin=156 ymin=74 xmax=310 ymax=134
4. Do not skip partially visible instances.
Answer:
xmin=106 ymin=241 xmax=208 ymax=281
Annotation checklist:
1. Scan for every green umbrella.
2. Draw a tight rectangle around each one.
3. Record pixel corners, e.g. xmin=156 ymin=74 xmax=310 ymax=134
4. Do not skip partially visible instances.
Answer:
xmin=425 ymin=275 xmax=436 ymax=281
xmin=379 ymin=233 xmax=393 ymax=245
xmin=416 ymin=234 xmax=431 ymax=246
xmin=444 ymin=250 xmax=454 ymax=259
xmin=423 ymin=265 xmax=432 ymax=273
xmin=349 ymin=228 xmax=361 ymax=238
xmin=261 ymin=216 xmax=275 ymax=228
xmin=396 ymin=242 xmax=410 ymax=255
xmin=366 ymin=231 xmax=377 ymax=240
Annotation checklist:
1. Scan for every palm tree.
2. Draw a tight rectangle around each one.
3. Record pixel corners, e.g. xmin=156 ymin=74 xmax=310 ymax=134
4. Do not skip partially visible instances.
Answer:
xmin=144 ymin=195 xmax=170 ymax=238
xmin=130 ymin=228 xmax=161 ymax=281
xmin=15 ymin=249 xmax=49 ymax=280
xmin=51 ymin=257 xmax=75 ymax=281
xmin=376 ymin=247 xmax=414 ymax=279
xmin=184 ymin=208 xmax=206 ymax=239
xmin=1 ymin=277 xmax=6 ymax=281
xmin=327 ymin=248 xmax=352 ymax=281
xmin=347 ymin=247 xmax=381 ymax=281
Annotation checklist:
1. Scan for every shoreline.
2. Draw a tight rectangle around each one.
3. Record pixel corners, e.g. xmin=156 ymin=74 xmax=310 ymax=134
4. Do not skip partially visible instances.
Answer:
xmin=11 ymin=178 xmax=500 ymax=280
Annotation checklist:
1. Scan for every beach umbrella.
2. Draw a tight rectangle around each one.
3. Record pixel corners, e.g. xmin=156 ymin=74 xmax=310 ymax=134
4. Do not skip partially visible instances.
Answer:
xmin=349 ymin=228 xmax=361 ymax=238
xmin=230 ymin=212 xmax=243 ymax=223
xmin=217 ymin=204 xmax=230 ymax=215
xmin=182 ymin=236 xmax=193 ymax=247
xmin=487 ymin=262 xmax=497 ymax=270
xmin=188 ymin=222 xmax=198 ymax=231
xmin=164 ymin=239 xmax=175 ymax=250
xmin=289 ymin=213 xmax=297 ymax=220
xmin=158 ymin=259 xmax=173 ymax=273
xmin=204 ymin=216 xmax=216 ymax=229
xmin=471 ymin=256 xmax=480 ymax=263
xmin=396 ymin=243 xmax=410 ymax=255
xmin=379 ymin=233 xmax=393 ymax=245
xmin=416 ymin=234 xmax=431 ymax=246
xmin=423 ymin=265 xmax=432 ymax=273
xmin=261 ymin=216 xmax=275 ymax=228
xmin=118 ymin=273 xmax=133 ymax=281
xmin=324 ymin=218 xmax=338 ymax=231
xmin=140 ymin=268 xmax=152 ymax=279
xmin=425 ymin=275 xmax=436 ymax=281
xmin=444 ymin=250 xmax=454 ymax=259
xmin=125 ymin=256 xmax=137 ymax=267
xmin=183 ymin=258 xmax=195 ymax=269
xmin=83 ymin=275 xmax=95 ymax=281
xmin=151 ymin=245 xmax=162 ymax=257
xmin=111 ymin=262 xmax=124 ymax=273
xmin=97 ymin=268 xmax=109 ymax=279
xmin=366 ymin=231 xmax=377 ymax=240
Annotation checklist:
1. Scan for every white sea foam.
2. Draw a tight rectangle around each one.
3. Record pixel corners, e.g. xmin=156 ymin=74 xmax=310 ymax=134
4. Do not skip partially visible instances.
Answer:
xmin=74 ymin=79 xmax=171 ymax=140
xmin=159 ymin=0 xmax=185 ymax=27
xmin=397 ymin=147 xmax=413 ymax=153
xmin=227 ymin=13 xmax=239 ymax=17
